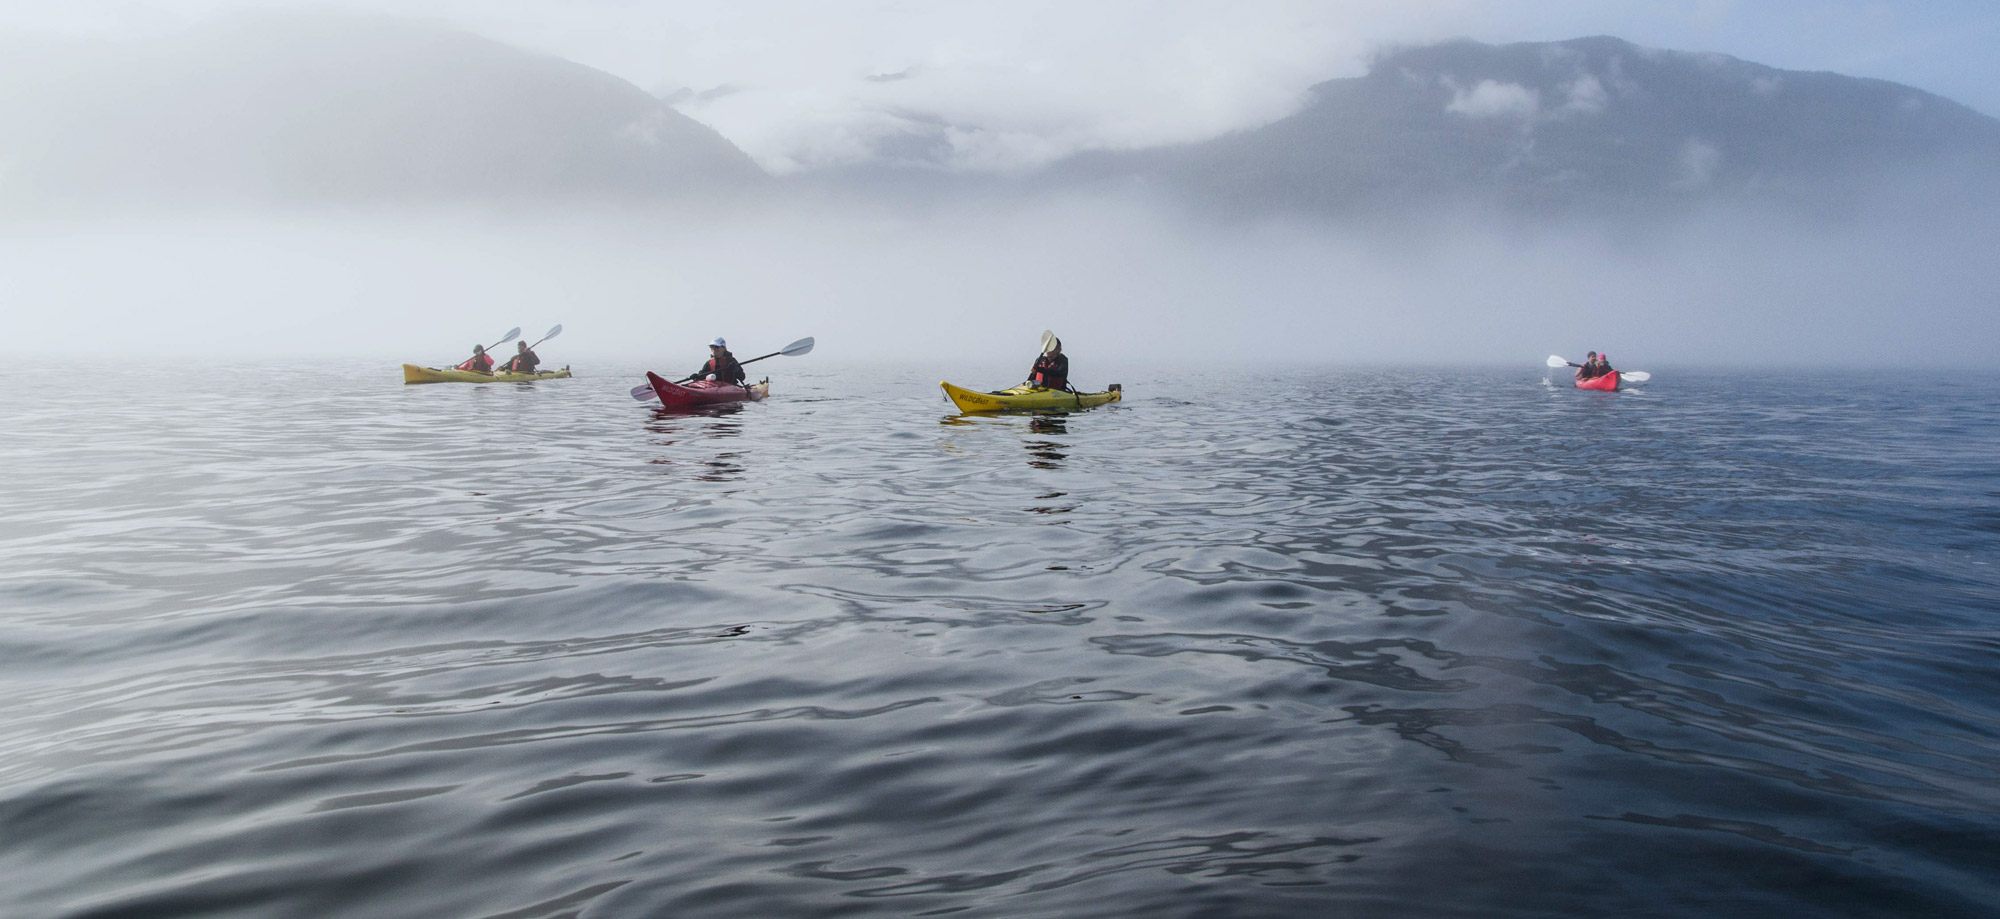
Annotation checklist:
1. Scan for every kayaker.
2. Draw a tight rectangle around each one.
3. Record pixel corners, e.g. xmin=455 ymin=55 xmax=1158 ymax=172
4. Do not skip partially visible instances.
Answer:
xmin=1027 ymin=337 xmax=1070 ymax=390
xmin=503 ymin=341 xmax=541 ymax=374
xmin=695 ymin=337 xmax=747 ymax=385
xmin=457 ymin=344 xmax=495 ymax=374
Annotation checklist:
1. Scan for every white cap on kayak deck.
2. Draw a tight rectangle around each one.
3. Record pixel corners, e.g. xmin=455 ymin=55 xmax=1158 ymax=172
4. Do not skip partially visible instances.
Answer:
xmin=709 ymin=337 xmax=727 ymax=348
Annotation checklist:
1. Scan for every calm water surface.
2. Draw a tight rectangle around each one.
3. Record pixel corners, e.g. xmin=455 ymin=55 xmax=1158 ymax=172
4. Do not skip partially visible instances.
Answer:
xmin=2 ymin=360 xmax=1997 ymax=918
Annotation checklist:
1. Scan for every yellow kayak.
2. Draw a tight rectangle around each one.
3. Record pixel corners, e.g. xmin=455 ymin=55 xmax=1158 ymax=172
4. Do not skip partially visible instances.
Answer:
xmin=402 ymin=364 xmax=573 ymax=384
xmin=941 ymin=381 xmax=1122 ymax=413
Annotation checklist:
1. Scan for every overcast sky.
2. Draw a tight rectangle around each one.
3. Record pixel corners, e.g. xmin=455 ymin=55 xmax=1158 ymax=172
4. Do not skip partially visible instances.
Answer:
xmin=6 ymin=1 xmax=1998 ymax=172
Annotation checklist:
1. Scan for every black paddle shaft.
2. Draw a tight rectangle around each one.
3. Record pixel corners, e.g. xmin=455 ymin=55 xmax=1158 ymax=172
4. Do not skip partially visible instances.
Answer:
xmin=673 ymin=347 xmax=787 ymax=384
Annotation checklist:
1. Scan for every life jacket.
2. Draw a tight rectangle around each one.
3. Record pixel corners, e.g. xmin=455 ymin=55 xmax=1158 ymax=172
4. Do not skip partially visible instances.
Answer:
xmin=507 ymin=350 xmax=539 ymax=373
xmin=1030 ymin=353 xmax=1068 ymax=389
xmin=703 ymin=354 xmax=745 ymax=384
xmin=458 ymin=353 xmax=494 ymax=373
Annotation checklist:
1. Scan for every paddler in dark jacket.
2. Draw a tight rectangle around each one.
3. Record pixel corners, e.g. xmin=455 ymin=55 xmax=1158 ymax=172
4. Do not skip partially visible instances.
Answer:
xmin=695 ymin=337 xmax=747 ymax=385
xmin=457 ymin=344 xmax=494 ymax=374
xmin=503 ymin=341 xmax=541 ymax=374
xmin=1028 ymin=338 xmax=1069 ymax=390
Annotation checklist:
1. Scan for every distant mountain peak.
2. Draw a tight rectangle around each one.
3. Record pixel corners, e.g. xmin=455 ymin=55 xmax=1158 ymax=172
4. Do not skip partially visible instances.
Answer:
xmin=1050 ymin=35 xmax=2000 ymax=220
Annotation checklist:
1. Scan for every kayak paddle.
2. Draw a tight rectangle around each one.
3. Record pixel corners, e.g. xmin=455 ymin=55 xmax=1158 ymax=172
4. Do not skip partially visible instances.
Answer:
xmin=629 ymin=336 xmax=816 ymax=401
xmin=1547 ymin=354 xmax=1650 ymax=383
xmin=527 ymin=324 xmax=562 ymax=350
xmin=1040 ymin=329 xmax=1058 ymax=354
xmin=483 ymin=327 xmax=522 ymax=354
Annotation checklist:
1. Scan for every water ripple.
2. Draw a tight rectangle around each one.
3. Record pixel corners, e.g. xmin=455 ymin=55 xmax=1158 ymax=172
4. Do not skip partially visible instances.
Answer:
xmin=2 ymin=362 xmax=1997 ymax=917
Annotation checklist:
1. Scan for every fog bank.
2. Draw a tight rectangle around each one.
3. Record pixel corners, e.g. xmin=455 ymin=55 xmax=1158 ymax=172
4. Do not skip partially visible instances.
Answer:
xmin=5 ymin=194 xmax=1993 ymax=369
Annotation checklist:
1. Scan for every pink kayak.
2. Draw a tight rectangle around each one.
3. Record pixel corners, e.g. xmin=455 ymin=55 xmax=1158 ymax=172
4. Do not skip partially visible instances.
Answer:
xmin=1574 ymin=371 xmax=1621 ymax=392
xmin=645 ymin=372 xmax=769 ymax=409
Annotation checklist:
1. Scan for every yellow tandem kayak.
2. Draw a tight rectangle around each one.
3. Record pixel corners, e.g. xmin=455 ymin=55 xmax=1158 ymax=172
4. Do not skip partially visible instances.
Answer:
xmin=402 ymin=364 xmax=573 ymax=384
xmin=940 ymin=381 xmax=1122 ymax=413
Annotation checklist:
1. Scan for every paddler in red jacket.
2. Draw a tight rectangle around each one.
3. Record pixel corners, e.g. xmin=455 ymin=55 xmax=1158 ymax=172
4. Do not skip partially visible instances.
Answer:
xmin=456 ymin=344 xmax=494 ymax=374
xmin=1027 ymin=337 xmax=1070 ymax=390
xmin=694 ymin=337 xmax=747 ymax=385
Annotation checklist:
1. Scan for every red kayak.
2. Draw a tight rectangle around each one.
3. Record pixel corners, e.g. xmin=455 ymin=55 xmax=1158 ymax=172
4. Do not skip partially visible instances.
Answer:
xmin=646 ymin=372 xmax=769 ymax=409
xmin=1574 ymin=371 xmax=1621 ymax=392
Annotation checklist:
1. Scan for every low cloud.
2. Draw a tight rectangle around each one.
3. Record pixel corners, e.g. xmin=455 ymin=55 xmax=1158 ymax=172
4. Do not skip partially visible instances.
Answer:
xmin=1676 ymin=139 xmax=1723 ymax=188
xmin=1446 ymin=79 xmax=1541 ymax=119
xmin=658 ymin=83 xmax=744 ymax=105
xmin=1559 ymin=74 xmax=1608 ymax=115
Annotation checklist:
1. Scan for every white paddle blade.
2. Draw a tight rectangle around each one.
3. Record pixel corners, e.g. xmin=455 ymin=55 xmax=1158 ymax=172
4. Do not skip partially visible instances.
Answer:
xmin=781 ymin=336 xmax=815 ymax=356
xmin=1040 ymin=330 xmax=1058 ymax=354
xmin=542 ymin=324 xmax=563 ymax=341
xmin=1546 ymin=355 xmax=1569 ymax=368
xmin=498 ymin=327 xmax=522 ymax=344
xmin=1620 ymin=371 xmax=1651 ymax=383
xmin=629 ymin=383 xmax=658 ymax=401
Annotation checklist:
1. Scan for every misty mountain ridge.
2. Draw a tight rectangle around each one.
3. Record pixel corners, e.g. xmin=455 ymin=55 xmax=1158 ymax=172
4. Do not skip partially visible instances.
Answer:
xmin=0 ymin=14 xmax=766 ymax=212
xmin=1046 ymin=36 xmax=2000 ymax=219
xmin=5 ymin=21 xmax=1997 ymax=222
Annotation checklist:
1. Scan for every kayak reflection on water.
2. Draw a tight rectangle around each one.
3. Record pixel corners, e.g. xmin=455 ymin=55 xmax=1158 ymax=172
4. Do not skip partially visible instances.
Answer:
xmin=1028 ymin=490 xmax=1075 ymax=515
xmin=1026 ymin=414 xmax=1068 ymax=469
xmin=648 ymin=402 xmax=749 ymax=433
xmin=935 ymin=411 xmax=1070 ymax=469
xmin=646 ymin=407 xmax=748 ymax=480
